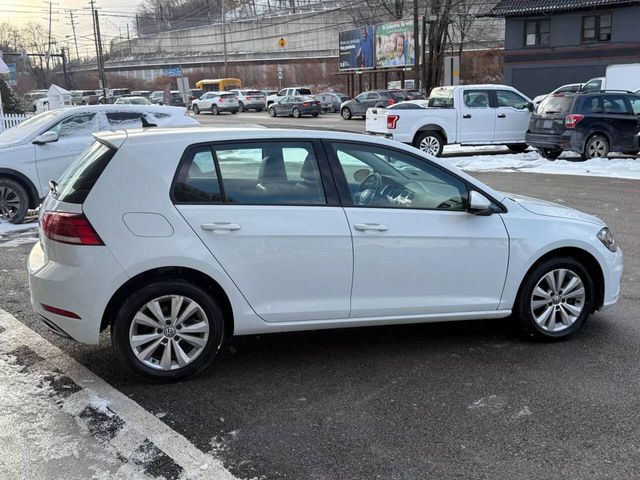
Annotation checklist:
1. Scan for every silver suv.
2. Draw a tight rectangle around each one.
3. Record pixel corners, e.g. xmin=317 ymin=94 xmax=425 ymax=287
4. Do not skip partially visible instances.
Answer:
xmin=229 ymin=89 xmax=266 ymax=112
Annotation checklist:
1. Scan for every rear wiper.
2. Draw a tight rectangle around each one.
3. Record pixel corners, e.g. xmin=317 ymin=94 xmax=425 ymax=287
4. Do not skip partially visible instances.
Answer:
xmin=543 ymin=110 xmax=560 ymax=114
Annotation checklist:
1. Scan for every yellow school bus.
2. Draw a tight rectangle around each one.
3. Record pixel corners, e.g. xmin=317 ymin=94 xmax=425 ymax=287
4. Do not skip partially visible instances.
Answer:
xmin=195 ymin=78 xmax=242 ymax=92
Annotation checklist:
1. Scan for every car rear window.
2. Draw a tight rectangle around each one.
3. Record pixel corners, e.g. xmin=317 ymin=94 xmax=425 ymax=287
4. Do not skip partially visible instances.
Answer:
xmin=246 ymin=90 xmax=262 ymax=96
xmin=298 ymin=88 xmax=312 ymax=95
xmin=538 ymin=94 xmax=575 ymax=115
xmin=52 ymin=141 xmax=116 ymax=204
xmin=221 ymin=94 xmax=236 ymax=99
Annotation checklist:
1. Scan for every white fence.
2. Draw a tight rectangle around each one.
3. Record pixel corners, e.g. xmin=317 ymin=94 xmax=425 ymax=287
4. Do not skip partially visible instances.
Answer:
xmin=0 ymin=113 xmax=31 ymax=132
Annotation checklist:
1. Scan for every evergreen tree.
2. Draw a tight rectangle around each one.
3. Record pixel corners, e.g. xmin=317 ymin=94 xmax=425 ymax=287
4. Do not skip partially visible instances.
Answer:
xmin=0 ymin=78 xmax=24 ymax=114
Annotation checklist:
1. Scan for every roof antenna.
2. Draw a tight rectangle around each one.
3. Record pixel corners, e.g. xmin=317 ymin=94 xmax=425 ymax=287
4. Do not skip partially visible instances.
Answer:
xmin=140 ymin=116 xmax=157 ymax=128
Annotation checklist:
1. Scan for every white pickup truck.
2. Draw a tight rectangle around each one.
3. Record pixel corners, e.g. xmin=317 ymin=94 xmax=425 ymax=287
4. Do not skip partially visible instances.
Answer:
xmin=365 ymin=85 xmax=533 ymax=157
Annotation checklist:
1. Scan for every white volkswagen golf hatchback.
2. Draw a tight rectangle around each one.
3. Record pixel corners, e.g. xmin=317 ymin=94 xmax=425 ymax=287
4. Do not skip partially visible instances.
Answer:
xmin=28 ymin=127 xmax=623 ymax=381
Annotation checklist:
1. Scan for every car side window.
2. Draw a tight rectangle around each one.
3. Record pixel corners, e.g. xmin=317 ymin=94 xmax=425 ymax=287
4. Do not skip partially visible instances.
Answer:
xmin=629 ymin=96 xmax=640 ymax=115
xmin=366 ymin=92 xmax=380 ymax=101
xmin=106 ymin=112 xmax=145 ymax=128
xmin=355 ymin=93 xmax=367 ymax=102
xmin=580 ymin=96 xmax=603 ymax=114
xmin=603 ymin=96 xmax=630 ymax=114
xmin=214 ymin=142 xmax=326 ymax=205
xmin=496 ymin=90 xmax=529 ymax=109
xmin=47 ymin=113 xmax=98 ymax=138
xmin=463 ymin=90 xmax=490 ymax=108
xmin=173 ymin=146 xmax=222 ymax=203
xmin=330 ymin=142 xmax=469 ymax=211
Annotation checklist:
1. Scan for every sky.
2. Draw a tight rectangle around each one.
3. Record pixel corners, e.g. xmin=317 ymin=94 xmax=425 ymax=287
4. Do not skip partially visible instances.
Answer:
xmin=0 ymin=0 xmax=140 ymax=59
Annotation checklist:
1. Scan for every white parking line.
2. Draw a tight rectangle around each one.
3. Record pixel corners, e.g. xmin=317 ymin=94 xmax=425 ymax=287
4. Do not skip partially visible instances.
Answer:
xmin=0 ymin=308 xmax=238 ymax=480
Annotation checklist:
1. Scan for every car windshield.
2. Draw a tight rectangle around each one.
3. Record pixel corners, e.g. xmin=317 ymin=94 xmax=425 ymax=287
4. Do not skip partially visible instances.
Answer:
xmin=0 ymin=110 xmax=62 ymax=144
xmin=538 ymin=94 xmax=574 ymax=114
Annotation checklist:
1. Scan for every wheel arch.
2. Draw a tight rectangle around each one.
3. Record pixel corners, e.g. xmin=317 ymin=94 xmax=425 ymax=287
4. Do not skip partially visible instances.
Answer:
xmin=516 ymin=246 xmax=605 ymax=313
xmin=0 ymin=168 xmax=41 ymax=209
xmin=101 ymin=266 xmax=235 ymax=337
xmin=413 ymin=124 xmax=448 ymax=145
xmin=583 ymin=130 xmax=611 ymax=153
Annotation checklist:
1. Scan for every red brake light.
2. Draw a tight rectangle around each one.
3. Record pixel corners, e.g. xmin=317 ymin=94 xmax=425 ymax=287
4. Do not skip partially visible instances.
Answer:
xmin=387 ymin=115 xmax=399 ymax=129
xmin=41 ymin=304 xmax=81 ymax=319
xmin=565 ymin=114 xmax=584 ymax=129
xmin=303 ymin=102 xmax=309 ymax=107
xmin=388 ymin=99 xmax=395 ymax=106
xmin=218 ymin=97 xmax=224 ymax=103
xmin=246 ymin=96 xmax=251 ymax=101
xmin=41 ymin=212 xmax=104 ymax=246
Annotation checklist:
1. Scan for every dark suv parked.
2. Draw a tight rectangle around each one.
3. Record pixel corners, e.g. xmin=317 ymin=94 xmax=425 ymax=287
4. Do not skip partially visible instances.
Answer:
xmin=526 ymin=91 xmax=640 ymax=160
xmin=340 ymin=90 xmax=407 ymax=120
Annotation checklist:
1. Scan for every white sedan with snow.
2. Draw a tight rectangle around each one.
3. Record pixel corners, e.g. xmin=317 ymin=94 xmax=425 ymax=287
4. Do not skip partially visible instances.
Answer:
xmin=28 ymin=127 xmax=622 ymax=382
xmin=0 ymin=105 xmax=197 ymax=223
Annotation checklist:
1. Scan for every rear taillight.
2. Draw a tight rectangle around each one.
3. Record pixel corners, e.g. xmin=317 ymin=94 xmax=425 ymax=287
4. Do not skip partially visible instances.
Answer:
xmin=41 ymin=212 xmax=104 ymax=246
xmin=388 ymin=99 xmax=395 ymax=106
xmin=303 ymin=102 xmax=309 ymax=107
xmin=41 ymin=304 xmax=81 ymax=319
xmin=387 ymin=115 xmax=399 ymax=129
xmin=219 ymin=98 xmax=224 ymax=103
xmin=246 ymin=96 xmax=251 ymax=101
xmin=565 ymin=114 xmax=584 ymax=129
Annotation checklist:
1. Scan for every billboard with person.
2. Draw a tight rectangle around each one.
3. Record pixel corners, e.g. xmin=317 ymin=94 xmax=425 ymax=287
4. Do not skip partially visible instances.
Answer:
xmin=375 ymin=20 xmax=415 ymax=68
xmin=338 ymin=26 xmax=375 ymax=70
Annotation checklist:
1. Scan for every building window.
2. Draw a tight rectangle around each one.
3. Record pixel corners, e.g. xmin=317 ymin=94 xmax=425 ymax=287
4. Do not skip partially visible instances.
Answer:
xmin=524 ymin=19 xmax=550 ymax=46
xmin=582 ymin=14 xmax=612 ymax=43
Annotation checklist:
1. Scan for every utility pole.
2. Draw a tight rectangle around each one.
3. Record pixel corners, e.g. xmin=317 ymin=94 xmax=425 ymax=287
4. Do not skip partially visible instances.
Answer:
xmin=93 ymin=7 xmax=108 ymax=100
xmin=61 ymin=47 xmax=70 ymax=88
xmin=222 ymin=0 xmax=228 ymax=77
xmin=69 ymin=10 xmax=80 ymax=63
xmin=127 ymin=24 xmax=132 ymax=55
xmin=413 ymin=0 xmax=420 ymax=91
xmin=46 ymin=1 xmax=53 ymax=70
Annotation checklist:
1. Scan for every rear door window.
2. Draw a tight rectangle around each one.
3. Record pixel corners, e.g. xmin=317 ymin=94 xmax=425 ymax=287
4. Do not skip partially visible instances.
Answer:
xmin=579 ymin=96 xmax=604 ymax=114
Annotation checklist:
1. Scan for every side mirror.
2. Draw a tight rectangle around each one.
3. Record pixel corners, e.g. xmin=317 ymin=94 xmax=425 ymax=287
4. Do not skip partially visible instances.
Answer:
xmin=33 ymin=131 xmax=59 ymax=145
xmin=468 ymin=191 xmax=493 ymax=216
xmin=527 ymin=102 xmax=534 ymax=112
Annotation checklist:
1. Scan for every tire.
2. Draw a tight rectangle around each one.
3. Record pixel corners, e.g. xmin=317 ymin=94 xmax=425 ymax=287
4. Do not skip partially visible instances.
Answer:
xmin=211 ymin=105 xmax=219 ymax=115
xmin=582 ymin=134 xmax=609 ymax=160
xmin=231 ymin=110 xmax=237 ymax=114
xmin=238 ymin=102 xmax=245 ymax=112
xmin=537 ymin=148 xmax=562 ymax=160
xmin=507 ymin=144 xmax=528 ymax=153
xmin=0 ymin=178 xmax=29 ymax=224
xmin=341 ymin=107 xmax=352 ymax=120
xmin=514 ymin=257 xmax=594 ymax=341
xmin=111 ymin=280 xmax=225 ymax=382
xmin=292 ymin=108 xmax=301 ymax=118
xmin=413 ymin=131 xmax=444 ymax=157
xmin=255 ymin=108 xmax=263 ymax=112
xmin=268 ymin=107 xmax=277 ymax=117
xmin=192 ymin=104 xmax=200 ymax=115
xmin=312 ymin=113 xmax=319 ymax=117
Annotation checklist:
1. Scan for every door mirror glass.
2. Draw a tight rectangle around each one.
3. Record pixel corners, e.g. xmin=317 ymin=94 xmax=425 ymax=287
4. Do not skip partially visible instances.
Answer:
xmin=468 ymin=191 xmax=493 ymax=216
xmin=33 ymin=131 xmax=59 ymax=145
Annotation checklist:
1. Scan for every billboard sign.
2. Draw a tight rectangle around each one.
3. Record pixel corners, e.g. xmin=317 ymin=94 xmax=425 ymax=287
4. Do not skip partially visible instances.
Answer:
xmin=162 ymin=66 xmax=183 ymax=78
xmin=338 ymin=26 xmax=375 ymax=70
xmin=375 ymin=20 xmax=415 ymax=68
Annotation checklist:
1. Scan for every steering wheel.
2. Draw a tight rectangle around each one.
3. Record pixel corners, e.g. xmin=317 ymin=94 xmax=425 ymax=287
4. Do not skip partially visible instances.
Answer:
xmin=355 ymin=172 xmax=382 ymax=206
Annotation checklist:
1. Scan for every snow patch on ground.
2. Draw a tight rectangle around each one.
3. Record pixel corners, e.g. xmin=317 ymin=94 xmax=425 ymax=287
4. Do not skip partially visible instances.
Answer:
xmin=444 ymin=151 xmax=640 ymax=180
xmin=0 ymin=220 xmax=38 ymax=235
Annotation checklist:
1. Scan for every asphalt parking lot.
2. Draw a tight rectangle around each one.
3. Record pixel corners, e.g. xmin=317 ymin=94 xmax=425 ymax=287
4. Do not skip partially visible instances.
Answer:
xmin=1 ymin=168 xmax=638 ymax=479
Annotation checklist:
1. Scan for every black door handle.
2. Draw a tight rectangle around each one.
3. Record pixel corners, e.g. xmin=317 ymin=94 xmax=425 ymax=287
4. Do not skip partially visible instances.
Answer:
xmin=463 ymin=114 xmax=471 ymax=119
xmin=497 ymin=113 xmax=506 ymax=118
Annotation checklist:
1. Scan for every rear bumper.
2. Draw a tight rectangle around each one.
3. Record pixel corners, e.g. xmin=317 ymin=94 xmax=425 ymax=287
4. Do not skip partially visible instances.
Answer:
xmin=241 ymin=101 xmax=264 ymax=109
xmin=218 ymin=106 xmax=239 ymax=112
xmin=28 ymin=241 xmax=128 ymax=344
xmin=525 ymin=131 xmax=579 ymax=152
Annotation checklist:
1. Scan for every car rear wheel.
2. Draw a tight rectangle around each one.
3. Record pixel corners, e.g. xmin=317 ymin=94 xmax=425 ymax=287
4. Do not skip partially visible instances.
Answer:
xmin=507 ymin=144 xmax=528 ymax=153
xmin=515 ymin=257 xmax=594 ymax=341
xmin=413 ymin=131 xmax=444 ymax=157
xmin=341 ymin=107 xmax=352 ymax=120
xmin=537 ymin=148 xmax=562 ymax=160
xmin=192 ymin=104 xmax=200 ymax=115
xmin=293 ymin=108 xmax=301 ymax=118
xmin=583 ymin=134 xmax=609 ymax=160
xmin=111 ymin=280 xmax=225 ymax=382
xmin=269 ymin=107 xmax=277 ymax=117
xmin=0 ymin=178 xmax=29 ymax=224
xmin=211 ymin=105 xmax=219 ymax=115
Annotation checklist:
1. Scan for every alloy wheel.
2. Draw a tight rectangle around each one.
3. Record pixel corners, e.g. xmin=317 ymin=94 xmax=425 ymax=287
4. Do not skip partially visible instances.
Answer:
xmin=530 ymin=268 xmax=586 ymax=333
xmin=419 ymin=136 xmax=441 ymax=156
xmin=128 ymin=295 xmax=210 ymax=371
xmin=586 ymin=137 xmax=608 ymax=158
xmin=0 ymin=185 xmax=21 ymax=221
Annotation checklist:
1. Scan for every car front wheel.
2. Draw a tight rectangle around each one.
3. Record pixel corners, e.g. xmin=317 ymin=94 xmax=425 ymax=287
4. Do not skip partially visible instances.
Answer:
xmin=292 ymin=108 xmax=301 ymax=118
xmin=211 ymin=105 xmax=219 ymax=115
xmin=0 ymin=178 xmax=29 ymax=224
xmin=111 ymin=280 xmax=225 ymax=382
xmin=341 ymin=107 xmax=352 ymax=120
xmin=413 ymin=131 xmax=444 ymax=157
xmin=515 ymin=257 xmax=594 ymax=341
xmin=192 ymin=104 xmax=200 ymax=114
xmin=268 ymin=107 xmax=277 ymax=117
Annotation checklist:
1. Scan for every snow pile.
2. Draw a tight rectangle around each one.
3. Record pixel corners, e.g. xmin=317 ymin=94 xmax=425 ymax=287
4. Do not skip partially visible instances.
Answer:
xmin=0 ymin=220 xmax=39 ymax=235
xmin=444 ymin=151 xmax=640 ymax=180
